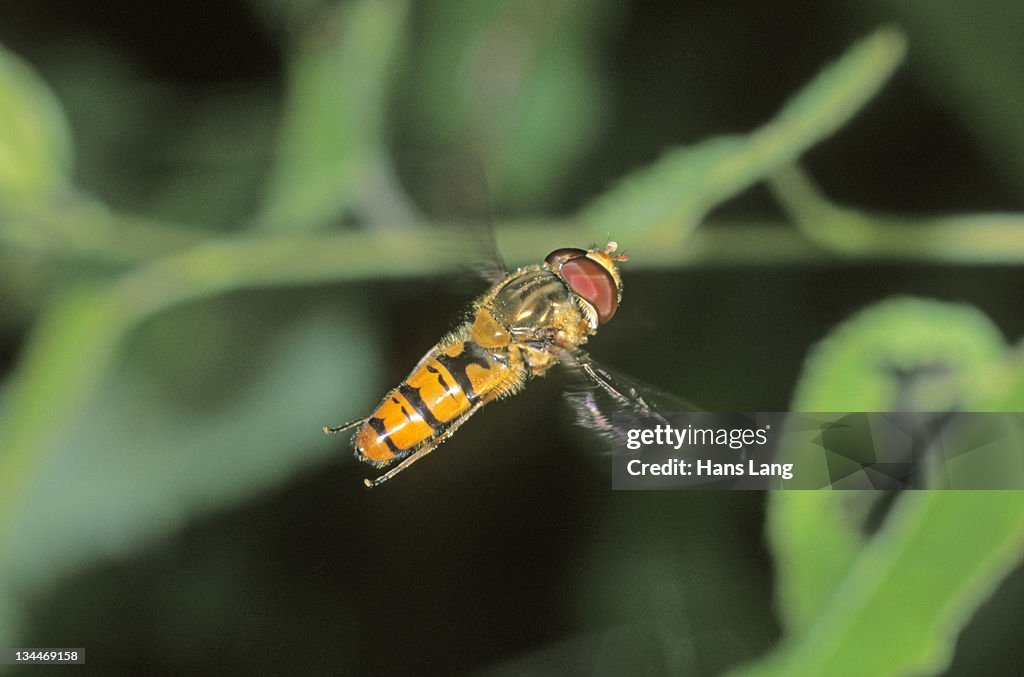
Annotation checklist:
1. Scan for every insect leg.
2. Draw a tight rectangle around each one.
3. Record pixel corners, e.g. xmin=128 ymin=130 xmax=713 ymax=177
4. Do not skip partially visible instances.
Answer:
xmin=364 ymin=402 xmax=484 ymax=488
xmin=579 ymin=361 xmax=636 ymax=410
xmin=569 ymin=351 xmax=675 ymax=425
xmin=322 ymin=418 xmax=366 ymax=435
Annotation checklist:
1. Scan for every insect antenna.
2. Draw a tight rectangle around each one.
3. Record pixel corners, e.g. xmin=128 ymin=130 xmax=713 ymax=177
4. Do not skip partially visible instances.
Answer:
xmin=603 ymin=240 xmax=629 ymax=262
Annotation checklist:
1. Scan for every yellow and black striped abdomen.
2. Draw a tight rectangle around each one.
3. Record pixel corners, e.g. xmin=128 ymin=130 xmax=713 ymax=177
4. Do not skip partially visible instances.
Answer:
xmin=354 ymin=339 xmax=525 ymax=466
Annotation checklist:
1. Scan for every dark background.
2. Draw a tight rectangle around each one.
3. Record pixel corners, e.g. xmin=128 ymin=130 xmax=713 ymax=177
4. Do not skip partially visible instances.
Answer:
xmin=2 ymin=1 xmax=1023 ymax=675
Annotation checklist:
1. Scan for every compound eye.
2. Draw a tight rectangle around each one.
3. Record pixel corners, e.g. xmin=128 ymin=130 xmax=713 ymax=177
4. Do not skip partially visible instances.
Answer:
xmin=545 ymin=248 xmax=587 ymax=268
xmin=560 ymin=257 xmax=619 ymax=324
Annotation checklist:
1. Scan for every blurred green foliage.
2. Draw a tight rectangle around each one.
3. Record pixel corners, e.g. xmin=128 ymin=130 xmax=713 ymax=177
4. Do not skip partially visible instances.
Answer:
xmin=0 ymin=43 xmax=72 ymax=205
xmin=1 ymin=1 xmax=1024 ymax=675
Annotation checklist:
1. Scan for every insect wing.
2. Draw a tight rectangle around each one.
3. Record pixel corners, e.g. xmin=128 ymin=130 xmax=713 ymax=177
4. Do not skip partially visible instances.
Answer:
xmin=415 ymin=153 xmax=510 ymax=286
xmin=562 ymin=352 xmax=699 ymax=454
xmin=564 ymin=355 xmax=761 ymax=492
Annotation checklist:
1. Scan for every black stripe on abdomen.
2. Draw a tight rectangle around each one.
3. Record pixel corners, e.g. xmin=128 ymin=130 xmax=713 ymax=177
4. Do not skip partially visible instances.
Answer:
xmin=367 ymin=416 xmax=400 ymax=455
xmin=437 ymin=341 xmax=493 ymax=403
xmin=398 ymin=383 xmax=443 ymax=429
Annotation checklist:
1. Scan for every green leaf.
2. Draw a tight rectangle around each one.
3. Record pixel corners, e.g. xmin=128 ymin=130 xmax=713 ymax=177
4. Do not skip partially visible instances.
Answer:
xmin=579 ymin=27 xmax=906 ymax=244
xmin=981 ymin=343 xmax=1024 ymax=410
xmin=765 ymin=492 xmax=867 ymax=635
xmin=791 ymin=297 xmax=1006 ymax=412
xmin=772 ymin=297 xmax=1007 ymax=629
xmin=732 ymin=492 xmax=1024 ymax=677
xmin=0 ymin=42 xmax=73 ymax=204
xmin=257 ymin=0 xmax=410 ymax=231
xmin=736 ymin=299 xmax=1024 ymax=677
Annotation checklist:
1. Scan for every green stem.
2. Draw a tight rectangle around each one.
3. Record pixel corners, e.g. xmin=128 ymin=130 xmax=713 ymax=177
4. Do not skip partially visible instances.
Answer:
xmin=769 ymin=164 xmax=1024 ymax=262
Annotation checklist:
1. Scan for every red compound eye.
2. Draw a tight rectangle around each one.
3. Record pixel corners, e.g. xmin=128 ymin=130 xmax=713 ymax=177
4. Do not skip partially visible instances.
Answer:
xmin=558 ymin=257 xmax=619 ymax=324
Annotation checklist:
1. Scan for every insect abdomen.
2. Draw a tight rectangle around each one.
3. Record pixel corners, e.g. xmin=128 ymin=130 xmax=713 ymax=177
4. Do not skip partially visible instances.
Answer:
xmin=354 ymin=340 xmax=521 ymax=466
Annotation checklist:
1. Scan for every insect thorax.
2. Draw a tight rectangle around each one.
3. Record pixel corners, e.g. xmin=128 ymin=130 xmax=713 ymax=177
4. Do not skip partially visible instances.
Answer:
xmin=480 ymin=267 xmax=594 ymax=372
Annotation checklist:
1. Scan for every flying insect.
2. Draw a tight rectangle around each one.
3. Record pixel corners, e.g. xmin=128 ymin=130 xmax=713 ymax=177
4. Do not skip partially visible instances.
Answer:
xmin=324 ymin=241 xmax=677 ymax=487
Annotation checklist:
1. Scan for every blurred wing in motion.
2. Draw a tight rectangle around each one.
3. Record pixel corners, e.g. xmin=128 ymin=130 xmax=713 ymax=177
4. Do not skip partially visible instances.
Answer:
xmin=562 ymin=350 xmax=699 ymax=453
xmin=468 ymin=256 xmax=509 ymax=286
xmin=419 ymin=152 xmax=511 ymax=286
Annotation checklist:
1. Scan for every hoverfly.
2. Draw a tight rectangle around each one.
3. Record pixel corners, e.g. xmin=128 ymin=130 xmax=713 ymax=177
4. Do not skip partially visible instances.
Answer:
xmin=324 ymin=241 xmax=678 ymax=487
